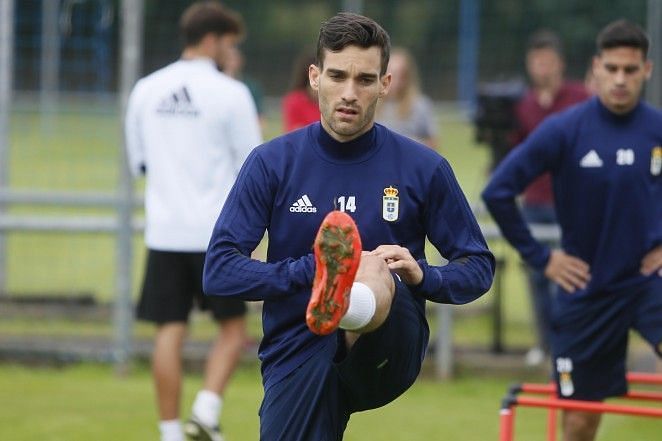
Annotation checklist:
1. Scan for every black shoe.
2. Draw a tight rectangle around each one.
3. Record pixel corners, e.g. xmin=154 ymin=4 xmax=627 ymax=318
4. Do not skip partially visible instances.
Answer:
xmin=184 ymin=417 xmax=224 ymax=441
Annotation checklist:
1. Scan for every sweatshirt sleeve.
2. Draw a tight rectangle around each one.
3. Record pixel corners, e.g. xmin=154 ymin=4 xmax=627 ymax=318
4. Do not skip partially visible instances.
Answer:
xmin=203 ymin=149 xmax=314 ymax=301
xmin=227 ymin=83 xmax=263 ymax=173
xmin=124 ymin=80 xmax=147 ymax=177
xmin=413 ymin=158 xmax=495 ymax=304
xmin=481 ymin=116 xmax=564 ymax=270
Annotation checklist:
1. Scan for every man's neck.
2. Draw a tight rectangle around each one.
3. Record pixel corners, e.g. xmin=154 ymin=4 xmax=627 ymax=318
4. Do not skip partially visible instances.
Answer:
xmin=598 ymin=96 xmax=640 ymax=116
xmin=181 ymin=46 xmax=212 ymax=61
xmin=320 ymin=120 xmax=373 ymax=144
xmin=534 ymin=78 xmax=563 ymax=108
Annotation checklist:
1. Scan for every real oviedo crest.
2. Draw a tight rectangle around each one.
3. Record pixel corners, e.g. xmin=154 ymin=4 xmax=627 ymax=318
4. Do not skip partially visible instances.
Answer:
xmin=382 ymin=186 xmax=399 ymax=222
xmin=651 ymin=146 xmax=662 ymax=176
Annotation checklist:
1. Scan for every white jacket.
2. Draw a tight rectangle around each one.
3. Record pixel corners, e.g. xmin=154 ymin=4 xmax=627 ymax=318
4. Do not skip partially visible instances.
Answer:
xmin=125 ymin=57 xmax=262 ymax=251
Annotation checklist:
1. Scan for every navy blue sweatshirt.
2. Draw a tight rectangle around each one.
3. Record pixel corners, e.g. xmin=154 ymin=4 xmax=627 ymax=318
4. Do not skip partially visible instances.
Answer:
xmin=483 ymin=97 xmax=662 ymax=297
xmin=205 ymin=122 xmax=495 ymax=389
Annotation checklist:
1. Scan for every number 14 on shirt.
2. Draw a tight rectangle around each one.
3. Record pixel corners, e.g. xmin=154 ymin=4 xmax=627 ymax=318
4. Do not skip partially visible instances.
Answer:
xmin=335 ymin=196 xmax=357 ymax=213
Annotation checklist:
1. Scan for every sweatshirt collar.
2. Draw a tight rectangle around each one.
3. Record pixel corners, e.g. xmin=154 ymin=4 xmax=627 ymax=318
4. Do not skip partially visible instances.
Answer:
xmin=594 ymin=95 xmax=642 ymax=123
xmin=179 ymin=57 xmax=218 ymax=70
xmin=313 ymin=123 xmax=381 ymax=163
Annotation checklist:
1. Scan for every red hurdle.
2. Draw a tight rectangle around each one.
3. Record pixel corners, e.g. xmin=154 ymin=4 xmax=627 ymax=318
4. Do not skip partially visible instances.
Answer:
xmin=498 ymin=372 xmax=662 ymax=441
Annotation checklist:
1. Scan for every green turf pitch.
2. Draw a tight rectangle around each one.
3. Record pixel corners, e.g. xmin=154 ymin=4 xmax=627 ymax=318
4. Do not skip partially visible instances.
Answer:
xmin=0 ymin=363 xmax=660 ymax=440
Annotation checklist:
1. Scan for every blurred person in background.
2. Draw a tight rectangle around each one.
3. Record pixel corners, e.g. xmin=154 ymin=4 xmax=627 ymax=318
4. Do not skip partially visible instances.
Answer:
xmin=483 ymin=20 xmax=661 ymax=441
xmin=376 ymin=47 xmax=438 ymax=149
xmin=281 ymin=51 xmax=320 ymax=132
xmin=222 ymin=45 xmax=266 ymax=130
xmin=510 ymin=29 xmax=590 ymax=366
xmin=124 ymin=2 xmax=262 ymax=441
xmin=583 ymin=60 xmax=599 ymax=95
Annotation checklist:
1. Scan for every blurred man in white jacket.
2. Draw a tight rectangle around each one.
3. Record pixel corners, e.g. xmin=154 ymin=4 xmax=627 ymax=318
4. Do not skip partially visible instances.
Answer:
xmin=125 ymin=2 xmax=262 ymax=440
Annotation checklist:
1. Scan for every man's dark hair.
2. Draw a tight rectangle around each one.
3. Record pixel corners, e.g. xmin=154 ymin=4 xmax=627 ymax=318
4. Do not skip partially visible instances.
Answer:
xmin=316 ymin=12 xmax=390 ymax=76
xmin=179 ymin=1 xmax=244 ymax=47
xmin=596 ymin=19 xmax=649 ymax=57
xmin=527 ymin=29 xmax=563 ymax=57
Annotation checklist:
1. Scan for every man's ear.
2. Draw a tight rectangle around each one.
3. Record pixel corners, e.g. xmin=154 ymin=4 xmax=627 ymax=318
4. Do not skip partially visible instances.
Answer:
xmin=591 ymin=55 xmax=600 ymax=73
xmin=379 ymin=72 xmax=392 ymax=98
xmin=644 ymin=59 xmax=653 ymax=80
xmin=309 ymin=64 xmax=320 ymax=91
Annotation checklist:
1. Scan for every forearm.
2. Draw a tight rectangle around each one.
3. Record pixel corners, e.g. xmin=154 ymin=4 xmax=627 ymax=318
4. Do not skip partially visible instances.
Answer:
xmin=413 ymin=252 xmax=495 ymax=304
xmin=484 ymin=196 xmax=550 ymax=270
xmin=203 ymin=245 xmax=314 ymax=301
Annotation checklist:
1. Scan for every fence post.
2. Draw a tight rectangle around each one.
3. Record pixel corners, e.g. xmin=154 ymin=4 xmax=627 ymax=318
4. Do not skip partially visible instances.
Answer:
xmin=434 ymin=304 xmax=454 ymax=379
xmin=40 ymin=0 xmax=60 ymax=126
xmin=647 ymin=0 xmax=662 ymax=107
xmin=492 ymin=257 xmax=505 ymax=353
xmin=457 ymin=0 xmax=480 ymax=110
xmin=0 ymin=0 xmax=15 ymax=296
xmin=114 ymin=0 xmax=143 ymax=374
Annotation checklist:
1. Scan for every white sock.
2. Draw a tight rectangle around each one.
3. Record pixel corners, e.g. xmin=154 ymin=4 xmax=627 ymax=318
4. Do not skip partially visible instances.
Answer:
xmin=159 ymin=419 xmax=184 ymax=441
xmin=339 ymin=282 xmax=376 ymax=331
xmin=192 ymin=389 xmax=222 ymax=428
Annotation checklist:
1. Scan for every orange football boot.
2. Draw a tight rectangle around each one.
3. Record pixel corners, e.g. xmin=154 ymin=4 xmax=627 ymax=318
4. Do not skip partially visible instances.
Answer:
xmin=306 ymin=210 xmax=362 ymax=335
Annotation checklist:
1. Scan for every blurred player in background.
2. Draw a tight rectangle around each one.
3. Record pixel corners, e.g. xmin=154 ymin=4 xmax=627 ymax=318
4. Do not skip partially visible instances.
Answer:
xmin=222 ymin=45 xmax=266 ymax=130
xmin=511 ymin=29 xmax=590 ymax=366
xmin=483 ymin=19 xmax=661 ymax=441
xmin=281 ymin=50 xmax=320 ymax=132
xmin=377 ymin=46 xmax=438 ymax=149
xmin=204 ymin=12 xmax=494 ymax=440
xmin=124 ymin=2 xmax=262 ymax=440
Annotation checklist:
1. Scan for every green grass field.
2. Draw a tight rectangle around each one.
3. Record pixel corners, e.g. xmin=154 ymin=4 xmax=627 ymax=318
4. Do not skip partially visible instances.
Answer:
xmin=1 ymin=362 xmax=660 ymax=440
xmin=2 ymin=101 xmax=660 ymax=440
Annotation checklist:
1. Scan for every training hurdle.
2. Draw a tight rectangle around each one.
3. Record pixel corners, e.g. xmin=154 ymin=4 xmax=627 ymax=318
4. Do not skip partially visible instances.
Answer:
xmin=498 ymin=372 xmax=662 ymax=441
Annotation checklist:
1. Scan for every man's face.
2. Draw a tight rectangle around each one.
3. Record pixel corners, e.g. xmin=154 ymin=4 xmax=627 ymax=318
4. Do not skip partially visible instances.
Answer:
xmin=309 ymin=45 xmax=391 ymax=142
xmin=526 ymin=48 xmax=564 ymax=89
xmin=222 ymin=46 xmax=242 ymax=77
xmin=387 ymin=53 xmax=408 ymax=97
xmin=592 ymin=47 xmax=652 ymax=114
xmin=214 ymin=34 xmax=239 ymax=68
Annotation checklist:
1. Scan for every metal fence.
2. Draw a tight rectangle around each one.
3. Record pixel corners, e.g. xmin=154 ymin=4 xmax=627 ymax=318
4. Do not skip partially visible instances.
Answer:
xmin=0 ymin=0 xmax=143 ymax=371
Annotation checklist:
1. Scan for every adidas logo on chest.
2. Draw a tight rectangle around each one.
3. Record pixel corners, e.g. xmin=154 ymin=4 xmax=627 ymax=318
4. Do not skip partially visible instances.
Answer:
xmin=579 ymin=149 xmax=603 ymax=168
xmin=290 ymin=195 xmax=317 ymax=213
xmin=156 ymin=86 xmax=199 ymax=116
xmin=579 ymin=148 xmax=638 ymax=168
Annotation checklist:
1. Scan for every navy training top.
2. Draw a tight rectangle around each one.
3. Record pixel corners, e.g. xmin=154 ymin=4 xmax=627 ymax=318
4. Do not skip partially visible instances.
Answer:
xmin=483 ymin=97 xmax=662 ymax=298
xmin=205 ymin=122 xmax=495 ymax=390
